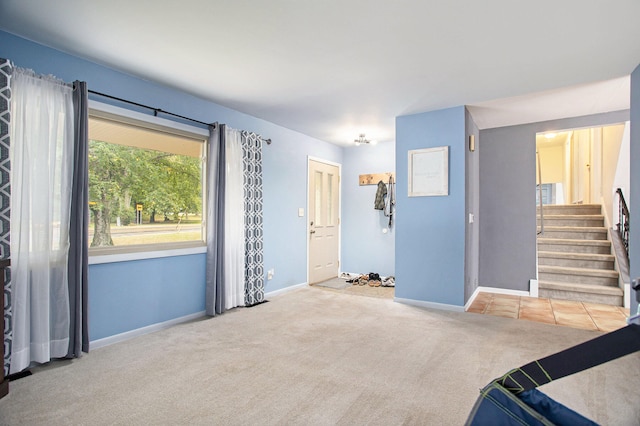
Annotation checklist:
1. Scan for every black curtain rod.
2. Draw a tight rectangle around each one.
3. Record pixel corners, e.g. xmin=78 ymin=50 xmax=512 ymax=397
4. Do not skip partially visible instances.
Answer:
xmin=89 ymin=89 xmax=214 ymax=127
xmin=88 ymin=90 xmax=272 ymax=144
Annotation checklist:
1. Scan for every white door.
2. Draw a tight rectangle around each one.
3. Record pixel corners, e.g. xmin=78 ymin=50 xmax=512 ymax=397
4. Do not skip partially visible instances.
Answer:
xmin=590 ymin=128 xmax=603 ymax=204
xmin=308 ymin=159 xmax=340 ymax=284
xmin=571 ymin=129 xmax=592 ymax=204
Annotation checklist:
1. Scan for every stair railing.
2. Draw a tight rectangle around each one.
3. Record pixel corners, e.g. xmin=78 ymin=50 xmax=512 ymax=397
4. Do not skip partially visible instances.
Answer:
xmin=616 ymin=188 xmax=629 ymax=263
xmin=536 ymin=149 xmax=544 ymax=235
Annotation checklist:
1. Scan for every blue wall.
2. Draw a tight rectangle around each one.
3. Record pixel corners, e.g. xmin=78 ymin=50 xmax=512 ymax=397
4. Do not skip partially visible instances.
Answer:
xmin=464 ymin=108 xmax=480 ymax=302
xmin=0 ymin=30 xmax=342 ymax=342
xmin=262 ymin=132 xmax=341 ymax=293
xmin=89 ymin=255 xmax=205 ymax=340
xmin=342 ymin=141 xmax=395 ymax=277
xmin=631 ymin=64 xmax=640 ymax=315
xmin=395 ymin=106 xmax=467 ymax=306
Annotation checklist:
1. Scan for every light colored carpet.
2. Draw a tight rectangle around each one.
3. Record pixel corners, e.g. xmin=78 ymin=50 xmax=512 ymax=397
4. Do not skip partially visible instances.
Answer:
xmin=1 ymin=286 xmax=639 ymax=425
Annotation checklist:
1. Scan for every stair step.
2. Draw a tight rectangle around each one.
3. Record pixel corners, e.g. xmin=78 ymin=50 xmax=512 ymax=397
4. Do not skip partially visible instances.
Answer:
xmin=537 ymin=226 xmax=608 ymax=240
xmin=537 ymin=251 xmax=615 ymax=270
xmin=537 ymin=204 xmax=601 ymax=215
xmin=537 ymin=215 xmax=604 ymax=227
xmin=536 ymin=204 xmax=620 ymax=306
xmin=538 ymin=281 xmax=623 ymax=306
xmin=537 ymin=238 xmax=611 ymax=254
xmin=539 ymin=280 xmax=623 ymax=295
xmin=538 ymin=265 xmax=618 ymax=286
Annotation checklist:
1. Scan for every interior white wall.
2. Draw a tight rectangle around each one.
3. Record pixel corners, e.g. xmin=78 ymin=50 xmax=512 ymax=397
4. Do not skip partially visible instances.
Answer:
xmin=599 ymin=123 xmax=626 ymax=227
xmin=611 ymin=122 xmax=631 ymax=224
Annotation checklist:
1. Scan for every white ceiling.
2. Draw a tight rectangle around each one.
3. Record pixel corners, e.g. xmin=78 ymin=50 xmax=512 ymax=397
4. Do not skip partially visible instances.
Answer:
xmin=1 ymin=0 xmax=639 ymax=146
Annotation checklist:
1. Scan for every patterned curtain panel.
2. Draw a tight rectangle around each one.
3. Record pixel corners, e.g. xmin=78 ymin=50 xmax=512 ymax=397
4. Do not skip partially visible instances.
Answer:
xmin=241 ymin=132 xmax=265 ymax=306
xmin=0 ymin=58 xmax=12 ymax=377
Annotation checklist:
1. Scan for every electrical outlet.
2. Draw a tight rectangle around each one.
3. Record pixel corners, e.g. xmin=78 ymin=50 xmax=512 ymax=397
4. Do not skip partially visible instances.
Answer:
xmin=267 ymin=269 xmax=274 ymax=280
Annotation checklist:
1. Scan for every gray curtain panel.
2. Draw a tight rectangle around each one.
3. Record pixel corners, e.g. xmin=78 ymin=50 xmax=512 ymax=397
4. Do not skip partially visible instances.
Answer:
xmin=241 ymin=132 xmax=265 ymax=306
xmin=205 ymin=123 xmax=226 ymax=316
xmin=0 ymin=58 xmax=12 ymax=377
xmin=67 ymin=81 xmax=89 ymax=357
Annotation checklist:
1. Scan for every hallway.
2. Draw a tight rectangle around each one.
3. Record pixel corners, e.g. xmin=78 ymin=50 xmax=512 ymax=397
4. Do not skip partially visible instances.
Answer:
xmin=467 ymin=292 xmax=629 ymax=332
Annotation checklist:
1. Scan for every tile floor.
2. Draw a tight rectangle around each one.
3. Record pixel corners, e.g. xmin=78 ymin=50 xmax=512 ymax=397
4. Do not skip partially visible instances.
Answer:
xmin=313 ymin=281 xmax=629 ymax=333
xmin=467 ymin=292 xmax=630 ymax=332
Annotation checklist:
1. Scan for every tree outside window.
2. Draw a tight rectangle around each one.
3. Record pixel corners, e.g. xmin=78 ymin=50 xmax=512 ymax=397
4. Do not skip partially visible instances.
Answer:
xmin=88 ymin=116 xmax=204 ymax=248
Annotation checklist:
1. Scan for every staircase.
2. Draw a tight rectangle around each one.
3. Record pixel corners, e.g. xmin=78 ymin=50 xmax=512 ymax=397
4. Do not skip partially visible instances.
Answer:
xmin=537 ymin=204 xmax=623 ymax=306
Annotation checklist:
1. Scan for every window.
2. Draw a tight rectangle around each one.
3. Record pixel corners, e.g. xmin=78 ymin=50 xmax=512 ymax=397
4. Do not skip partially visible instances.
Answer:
xmin=88 ymin=102 xmax=208 ymax=256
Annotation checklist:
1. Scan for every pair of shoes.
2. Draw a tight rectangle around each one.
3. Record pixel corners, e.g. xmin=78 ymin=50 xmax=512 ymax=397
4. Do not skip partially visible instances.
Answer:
xmin=368 ymin=279 xmax=381 ymax=287
xmin=341 ymin=272 xmax=358 ymax=280
xmin=358 ymin=275 xmax=368 ymax=286
xmin=381 ymin=276 xmax=395 ymax=287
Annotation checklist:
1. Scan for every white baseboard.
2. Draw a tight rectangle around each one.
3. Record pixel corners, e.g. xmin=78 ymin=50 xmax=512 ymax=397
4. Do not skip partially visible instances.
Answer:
xmin=394 ymin=297 xmax=465 ymax=312
xmin=90 ymin=310 xmax=206 ymax=350
xmin=476 ymin=286 xmax=530 ymax=297
xmin=465 ymin=287 xmax=483 ymax=310
xmin=529 ymin=279 xmax=539 ymax=298
xmin=624 ymin=283 xmax=630 ymax=309
xmin=265 ymin=282 xmax=307 ymax=299
xmin=91 ymin=281 xmax=310 ymax=350
xmin=465 ymin=286 xmax=531 ymax=311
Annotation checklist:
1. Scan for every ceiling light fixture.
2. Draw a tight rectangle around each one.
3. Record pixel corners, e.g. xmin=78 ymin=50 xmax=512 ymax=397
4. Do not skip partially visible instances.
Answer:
xmin=354 ymin=133 xmax=377 ymax=146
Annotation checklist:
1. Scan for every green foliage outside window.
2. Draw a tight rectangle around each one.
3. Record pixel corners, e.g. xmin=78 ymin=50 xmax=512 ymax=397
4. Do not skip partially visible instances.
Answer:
xmin=88 ymin=140 xmax=202 ymax=247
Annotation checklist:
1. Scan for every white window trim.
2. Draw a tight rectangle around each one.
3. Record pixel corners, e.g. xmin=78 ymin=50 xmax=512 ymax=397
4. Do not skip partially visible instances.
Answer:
xmin=88 ymin=100 xmax=209 ymax=264
xmin=89 ymin=245 xmax=207 ymax=265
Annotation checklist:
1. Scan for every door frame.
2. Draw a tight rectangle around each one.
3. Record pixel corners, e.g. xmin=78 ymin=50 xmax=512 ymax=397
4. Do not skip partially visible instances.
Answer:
xmin=307 ymin=156 xmax=342 ymax=285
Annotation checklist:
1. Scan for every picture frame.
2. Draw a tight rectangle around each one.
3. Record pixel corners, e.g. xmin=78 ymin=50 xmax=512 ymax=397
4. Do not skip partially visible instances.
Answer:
xmin=408 ymin=146 xmax=449 ymax=196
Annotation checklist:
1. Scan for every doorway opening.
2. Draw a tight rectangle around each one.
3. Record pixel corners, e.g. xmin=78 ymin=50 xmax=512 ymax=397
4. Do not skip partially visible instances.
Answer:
xmin=535 ymin=122 xmax=630 ymax=309
xmin=535 ymin=123 xmax=628 ymax=209
xmin=307 ymin=158 xmax=341 ymax=285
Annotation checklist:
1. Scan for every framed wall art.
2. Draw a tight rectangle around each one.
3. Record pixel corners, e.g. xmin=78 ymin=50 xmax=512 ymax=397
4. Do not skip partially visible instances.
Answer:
xmin=408 ymin=146 xmax=449 ymax=196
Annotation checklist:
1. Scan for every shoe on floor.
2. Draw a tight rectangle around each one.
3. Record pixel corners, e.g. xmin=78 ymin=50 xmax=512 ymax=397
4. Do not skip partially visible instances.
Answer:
xmin=381 ymin=276 xmax=395 ymax=287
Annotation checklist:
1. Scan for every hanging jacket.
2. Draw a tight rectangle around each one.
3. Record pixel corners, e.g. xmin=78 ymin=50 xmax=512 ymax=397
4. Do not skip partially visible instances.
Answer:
xmin=385 ymin=175 xmax=395 ymax=227
xmin=374 ymin=180 xmax=387 ymax=210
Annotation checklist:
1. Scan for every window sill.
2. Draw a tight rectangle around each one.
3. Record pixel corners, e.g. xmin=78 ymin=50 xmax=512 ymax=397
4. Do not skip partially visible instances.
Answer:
xmin=88 ymin=242 xmax=207 ymax=265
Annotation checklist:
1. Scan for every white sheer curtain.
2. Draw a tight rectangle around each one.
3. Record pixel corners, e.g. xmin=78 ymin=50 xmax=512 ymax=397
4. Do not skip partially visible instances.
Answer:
xmin=9 ymin=69 xmax=74 ymax=373
xmin=224 ymin=127 xmax=245 ymax=309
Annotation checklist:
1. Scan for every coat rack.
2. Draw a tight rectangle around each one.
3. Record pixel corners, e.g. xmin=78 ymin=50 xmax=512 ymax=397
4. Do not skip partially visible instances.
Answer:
xmin=359 ymin=172 xmax=395 ymax=185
